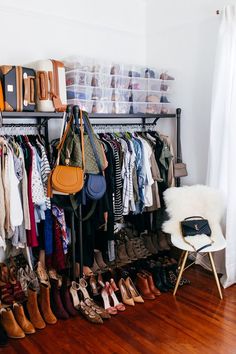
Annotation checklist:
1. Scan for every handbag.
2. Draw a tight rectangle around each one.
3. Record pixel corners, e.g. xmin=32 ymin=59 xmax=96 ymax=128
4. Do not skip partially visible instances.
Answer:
xmin=174 ymin=162 xmax=188 ymax=178
xmin=180 ymin=216 xmax=213 ymax=252
xmin=48 ymin=110 xmax=85 ymax=197
xmin=60 ymin=114 xmax=106 ymax=174
xmin=82 ymin=113 xmax=107 ymax=200
xmin=181 ymin=216 xmax=211 ymax=237
xmin=174 ymin=138 xmax=188 ymax=178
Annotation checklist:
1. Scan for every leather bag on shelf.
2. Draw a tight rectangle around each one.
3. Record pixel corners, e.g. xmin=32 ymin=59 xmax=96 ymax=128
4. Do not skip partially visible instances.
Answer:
xmin=0 ymin=66 xmax=36 ymax=112
xmin=47 ymin=110 xmax=85 ymax=197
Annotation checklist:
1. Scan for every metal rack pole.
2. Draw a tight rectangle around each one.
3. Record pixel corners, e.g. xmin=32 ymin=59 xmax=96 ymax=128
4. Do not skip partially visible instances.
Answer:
xmin=176 ymin=108 xmax=181 ymax=187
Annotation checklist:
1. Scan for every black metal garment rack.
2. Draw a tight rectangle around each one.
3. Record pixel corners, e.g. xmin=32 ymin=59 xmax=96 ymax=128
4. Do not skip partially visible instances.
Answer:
xmin=0 ymin=107 xmax=181 ymax=280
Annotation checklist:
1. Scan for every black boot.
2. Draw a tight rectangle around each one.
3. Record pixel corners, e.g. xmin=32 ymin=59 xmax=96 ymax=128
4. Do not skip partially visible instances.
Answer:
xmin=148 ymin=264 xmax=169 ymax=293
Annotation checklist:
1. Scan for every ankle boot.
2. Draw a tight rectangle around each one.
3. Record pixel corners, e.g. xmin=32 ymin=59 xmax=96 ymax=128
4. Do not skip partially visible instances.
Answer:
xmin=60 ymin=276 xmax=78 ymax=317
xmin=91 ymin=258 xmax=101 ymax=274
xmin=0 ymin=308 xmax=25 ymax=339
xmin=27 ymin=288 xmax=46 ymax=329
xmin=38 ymin=283 xmax=57 ymax=324
xmin=116 ymin=243 xmax=131 ymax=265
xmin=13 ymin=303 xmax=35 ymax=334
xmin=125 ymin=239 xmax=138 ymax=261
xmin=142 ymin=234 xmax=158 ymax=254
xmin=50 ymin=278 xmax=69 ymax=320
xmin=161 ymin=265 xmax=174 ymax=290
xmin=151 ymin=233 xmax=160 ymax=251
xmin=136 ymin=273 xmax=155 ymax=300
xmin=139 ymin=238 xmax=152 ymax=257
xmin=151 ymin=265 xmax=168 ymax=293
xmin=0 ymin=323 xmax=8 ymax=347
xmin=132 ymin=239 xmax=146 ymax=259
xmin=94 ymin=250 xmax=108 ymax=271
xmin=141 ymin=271 xmax=161 ymax=296
xmin=157 ymin=231 xmax=170 ymax=251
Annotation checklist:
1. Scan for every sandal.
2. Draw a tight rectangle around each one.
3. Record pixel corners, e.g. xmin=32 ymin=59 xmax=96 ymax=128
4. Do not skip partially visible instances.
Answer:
xmin=36 ymin=262 xmax=50 ymax=286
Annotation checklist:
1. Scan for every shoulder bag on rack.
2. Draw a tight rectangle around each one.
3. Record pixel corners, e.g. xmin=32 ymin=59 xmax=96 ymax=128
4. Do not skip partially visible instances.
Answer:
xmin=180 ymin=216 xmax=214 ymax=252
xmin=82 ymin=112 xmax=106 ymax=200
xmin=174 ymin=139 xmax=188 ymax=178
xmin=47 ymin=110 xmax=85 ymax=196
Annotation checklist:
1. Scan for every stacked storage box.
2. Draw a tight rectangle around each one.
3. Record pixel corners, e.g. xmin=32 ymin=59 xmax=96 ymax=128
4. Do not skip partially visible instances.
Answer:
xmin=64 ymin=57 xmax=175 ymax=114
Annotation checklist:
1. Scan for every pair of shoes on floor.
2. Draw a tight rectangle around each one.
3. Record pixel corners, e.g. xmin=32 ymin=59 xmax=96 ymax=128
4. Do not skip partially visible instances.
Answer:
xmin=49 ymin=270 xmax=77 ymax=320
xmin=70 ymin=279 xmax=110 ymax=324
xmin=118 ymin=277 xmax=144 ymax=306
xmin=101 ymin=280 xmax=126 ymax=315
xmin=17 ymin=265 xmax=40 ymax=295
xmin=0 ymin=303 xmax=35 ymax=339
xmin=91 ymin=250 xmax=109 ymax=274
xmin=0 ymin=262 xmax=26 ymax=305
xmin=136 ymin=271 xmax=161 ymax=300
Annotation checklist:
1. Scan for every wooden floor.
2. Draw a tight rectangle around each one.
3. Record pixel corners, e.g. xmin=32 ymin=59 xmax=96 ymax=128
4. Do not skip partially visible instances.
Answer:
xmin=2 ymin=266 xmax=236 ymax=354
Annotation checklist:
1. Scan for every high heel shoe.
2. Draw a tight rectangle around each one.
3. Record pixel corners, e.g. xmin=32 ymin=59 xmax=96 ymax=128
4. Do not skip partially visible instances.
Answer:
xmin=89 ymin=275 xmax=99 ymax=296
xmin=101 ymin=286 xmax=117 ymax=315
xmin=118 ymin=278 xmax=135 ymax=306
xmin=105 ymin=282 xmax=125 ymax=312
xmin=125 ymin=277 xmax=144 ymax=303
xmin=78 ymin=279 xmax=110 ymax=319
xmin=110 ymin=278 xmax=119 ymax=292
xmin=70 ymin=282 xmax=103 ymax=324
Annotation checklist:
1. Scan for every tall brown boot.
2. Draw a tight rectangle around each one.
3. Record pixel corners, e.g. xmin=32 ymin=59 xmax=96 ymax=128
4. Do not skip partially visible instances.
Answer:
xmin=13 ymin=303 xmax=35 ymax=334
xmin=0 ymin=308 xmax=25 ymax=339
xmin=38 ymin=283 xmax=57 ymax=324
xmin=27 ymin=288 xmax=46 ymax=329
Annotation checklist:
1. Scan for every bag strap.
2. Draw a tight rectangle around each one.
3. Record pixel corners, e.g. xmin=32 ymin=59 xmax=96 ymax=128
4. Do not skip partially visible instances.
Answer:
xmin=184 ymin=216 xmax=204 ymax=221
xmin=82 ymin=112 xmax=103 ymax=173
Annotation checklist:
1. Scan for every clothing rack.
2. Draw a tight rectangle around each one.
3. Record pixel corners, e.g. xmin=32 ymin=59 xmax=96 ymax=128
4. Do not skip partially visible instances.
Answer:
xmin=0 ymin=107 xmax=181 ymax=281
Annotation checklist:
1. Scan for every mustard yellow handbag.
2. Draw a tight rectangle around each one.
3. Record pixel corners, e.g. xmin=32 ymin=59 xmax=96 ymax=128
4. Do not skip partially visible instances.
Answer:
xmin=48 ymin=110 xmax=85 ymax=197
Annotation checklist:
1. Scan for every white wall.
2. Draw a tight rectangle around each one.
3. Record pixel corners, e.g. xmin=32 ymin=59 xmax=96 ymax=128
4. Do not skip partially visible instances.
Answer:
xmin=0 ymin=0 xmax=146 ymax=64
xmin=146 ymin=0 xmax=233 ymax=184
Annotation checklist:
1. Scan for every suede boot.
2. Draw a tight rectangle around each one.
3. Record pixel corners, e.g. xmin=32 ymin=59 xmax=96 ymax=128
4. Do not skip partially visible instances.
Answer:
xmin=94 ymin=250 xmax=108 ymax=271
xmin=0 ymin=308 xmax=25 ymax=339
xmin=125 ymin=239 xmax=138 ymax=261
xmin=116 ymin=242 xmax=131 ymax=265
xmin=38 ymin=283 xmax=57 ymax=324
xmin=50 ymin=278 xmax=69 ymax=320
xmin=13 ymin=303 xmax=35 ymax=334
xmin=60 ymin=276 xmax=78 ymax=317
xmin=142 ymin=234 xmax=158 ymax=254
xmin=27 ymin=288 xmax=46 ymax=329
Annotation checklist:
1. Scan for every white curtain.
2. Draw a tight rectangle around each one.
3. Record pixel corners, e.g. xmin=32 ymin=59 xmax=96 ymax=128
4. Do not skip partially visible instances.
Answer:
xmin=207 ymin=5 xmax=236 ymax=288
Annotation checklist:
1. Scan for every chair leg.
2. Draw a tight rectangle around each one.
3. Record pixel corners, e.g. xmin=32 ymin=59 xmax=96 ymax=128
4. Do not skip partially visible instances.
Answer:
xmin=177 ymin=251 xmax=185 ymax=268
xmin=173 ymin=251 xmax=189 ymax=296
xmin=208 ymin=252 xmax=223 ymax=300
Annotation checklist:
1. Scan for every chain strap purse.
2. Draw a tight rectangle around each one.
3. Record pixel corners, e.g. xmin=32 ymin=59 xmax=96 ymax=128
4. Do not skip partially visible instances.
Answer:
xmin=180 ymin=216 xmax=214 ymax=252
xmin=47 ymin=110 xmax=85 ymax=196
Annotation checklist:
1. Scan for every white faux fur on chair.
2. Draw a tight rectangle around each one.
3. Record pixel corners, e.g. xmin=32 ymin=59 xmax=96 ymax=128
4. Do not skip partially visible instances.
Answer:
xmin=162 ymin=185 xmax=226 ymax=252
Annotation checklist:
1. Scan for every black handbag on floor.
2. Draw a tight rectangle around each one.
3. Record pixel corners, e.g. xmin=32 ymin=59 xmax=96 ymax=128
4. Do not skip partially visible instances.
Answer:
xmin=181 ymin=216 xmax=211 ymax=237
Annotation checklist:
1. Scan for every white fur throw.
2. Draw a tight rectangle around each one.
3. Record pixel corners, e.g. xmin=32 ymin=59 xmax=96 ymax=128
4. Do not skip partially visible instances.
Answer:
xmin=162 ymin=185 xmax=224 ymax=250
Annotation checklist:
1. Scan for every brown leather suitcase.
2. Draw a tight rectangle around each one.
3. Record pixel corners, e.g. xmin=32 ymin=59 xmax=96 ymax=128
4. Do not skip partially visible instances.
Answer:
xmin=0 ymin=66 xmax=36 ymax=111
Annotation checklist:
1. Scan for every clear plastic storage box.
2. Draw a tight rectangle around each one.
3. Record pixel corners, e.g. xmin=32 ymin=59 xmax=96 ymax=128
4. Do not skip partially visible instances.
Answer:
xmin=67 ymin=99 xmax=93 ymax=113
xmin=111 ymin=102 xmax=131 ymax=114
xmin=66 ymin=70 xmax=92 ymax=86
xmin=131 ymin=90 xmax=148 ymax=102
xmin=146 ymin=103 xmax=162 ymax=114
xmin=92 ymin=87 xmax=113 ymax=101
xmin=160 ymin=103 xmax=176 ymax=114
xmin=110 ymin=64 xmax=129 ymax=76
xmin=130 ymin=77 xmax=148 ymax=90
xmin=146 ymin=91 xmax=162 ymax=103
xmin=91 ymin=101 xmax=113 ymax=114
xmin=111 ymin=89 xmax=131 ymax=102
xmin=91 ymin=73 xmax=112 ymax=87
xmin=66 ymin=85 xmax=93 ymax=100
xmin=131 ymin=102 xmax=147 ymax=114
xmin=110 ymin=75 xmax=131 ymax=89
